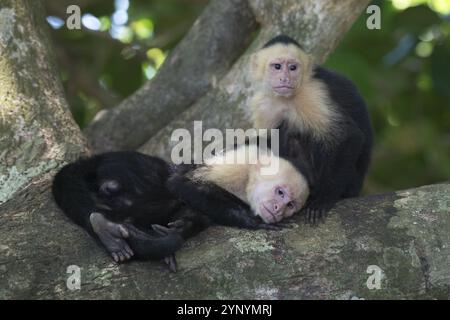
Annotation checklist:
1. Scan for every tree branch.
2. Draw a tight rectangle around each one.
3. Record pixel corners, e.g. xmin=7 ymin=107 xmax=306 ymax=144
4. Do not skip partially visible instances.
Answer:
xmin=84 ymin=0 xmax=258 ymax=152
xmin=1 ymin=181 xmax=449 ymax=298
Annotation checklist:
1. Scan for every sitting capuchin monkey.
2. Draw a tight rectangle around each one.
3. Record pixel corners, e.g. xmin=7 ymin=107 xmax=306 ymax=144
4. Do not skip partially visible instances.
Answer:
xmin=249 ymin=35 xmax=373 ymax=223
xmin=52 ymin=145 xmax=309 ymax=270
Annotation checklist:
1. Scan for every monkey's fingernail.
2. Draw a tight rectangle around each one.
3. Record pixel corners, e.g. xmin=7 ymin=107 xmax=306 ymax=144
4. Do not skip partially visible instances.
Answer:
xmin=119 ymin=225 xmax=129 ymax=238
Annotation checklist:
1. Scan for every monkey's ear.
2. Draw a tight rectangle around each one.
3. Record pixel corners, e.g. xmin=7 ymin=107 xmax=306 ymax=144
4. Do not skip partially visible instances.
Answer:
xmin=248 ymin=52 xmax=264 ymax=82
xmin=301 ymin=53 xmax=314 ymax=79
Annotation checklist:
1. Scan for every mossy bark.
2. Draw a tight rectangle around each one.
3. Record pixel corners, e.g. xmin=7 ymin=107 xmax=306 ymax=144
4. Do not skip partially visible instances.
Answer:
xmin=1 ymin=182 xmax=449 ymax=299
xmin=0 ymin=0 xmax=86 ymax=204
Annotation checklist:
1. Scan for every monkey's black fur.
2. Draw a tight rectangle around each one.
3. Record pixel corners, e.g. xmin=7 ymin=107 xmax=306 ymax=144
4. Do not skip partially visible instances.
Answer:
xmin=263 ymin=36 xmax=373 ymax=222
xmin=52 ymin=151 xmax=209 ymax=260
xmin=263 ymin=34 xmax=302 ymax=49
xmin=52 ymin=151 xmax=276 ymax=261
xmin=167 ymin=164 xmax=280 ymax=231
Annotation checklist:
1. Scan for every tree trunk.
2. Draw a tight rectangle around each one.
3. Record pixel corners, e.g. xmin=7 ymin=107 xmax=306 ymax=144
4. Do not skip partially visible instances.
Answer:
xmin=1 ymin=182 xmax=449 ymax=299
xmin=0 ymin=0 xmax=87 ymax=204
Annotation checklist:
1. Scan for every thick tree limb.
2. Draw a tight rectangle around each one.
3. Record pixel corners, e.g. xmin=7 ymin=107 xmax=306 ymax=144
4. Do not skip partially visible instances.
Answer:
xmin=139 ymin=0 xmax=371 ymax=159
xmin=0 ymin=0 xmax=87 ymax=204
xmin=84 ymin=0 xmax=258 ymax=152
xmin=1 ymin=182 xmax=449 ymax=299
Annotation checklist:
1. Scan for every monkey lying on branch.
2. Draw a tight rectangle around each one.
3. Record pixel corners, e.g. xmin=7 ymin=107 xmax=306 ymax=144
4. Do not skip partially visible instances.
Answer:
xmin=52 ymin=145 xmax=309 ymax=271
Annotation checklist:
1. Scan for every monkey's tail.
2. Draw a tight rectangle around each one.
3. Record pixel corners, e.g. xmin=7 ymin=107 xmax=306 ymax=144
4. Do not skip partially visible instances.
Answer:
xmin=124 ymin=223 xmax=184 ymax=260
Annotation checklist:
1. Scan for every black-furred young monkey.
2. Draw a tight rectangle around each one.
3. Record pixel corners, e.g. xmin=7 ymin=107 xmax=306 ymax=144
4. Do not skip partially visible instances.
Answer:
xmin=52 ymin=146 xmax=309 ymax=268
xmin=249 ymin=35 xmax=373 ymax=223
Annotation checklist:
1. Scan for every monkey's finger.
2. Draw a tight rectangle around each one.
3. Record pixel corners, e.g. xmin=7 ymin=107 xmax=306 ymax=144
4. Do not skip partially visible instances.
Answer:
xmin=123 ymin=243 xmax=134 ymax=257
xmin=123 ymin=251 xmax=131 ymax=260
xmin=112 ymin=252 xmax=119 ymax=262
xmin=306 ymin=208 xmax=314 ymax=224
xmin=168 ymin=220 xmax=185 ymax=228
xmin=118 ymin=224 xmax=129 ymax=238
xmin=312 ymin=210 xmax=318 ymax=225
xmin=151 ymin=224 xmax=171 ymax=235
xmin=164 ymin=255 xmax=177 ymax=273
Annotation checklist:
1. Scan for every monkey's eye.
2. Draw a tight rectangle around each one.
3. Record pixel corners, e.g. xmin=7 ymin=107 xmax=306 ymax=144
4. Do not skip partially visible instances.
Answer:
xmin=287 ymin=202 xmax=294 ymax=209
xmin=276 ymin=188 xmax=284 ymax=197
xmin=274 ymin=63 xmax=282 ymax=70
xmin=289 ymin=65 xmax=297 ymax=71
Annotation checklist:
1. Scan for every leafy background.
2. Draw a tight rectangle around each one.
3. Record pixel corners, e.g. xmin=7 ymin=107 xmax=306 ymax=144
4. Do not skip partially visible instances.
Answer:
xmin=44 ymin=0 xmax=450 ymax=195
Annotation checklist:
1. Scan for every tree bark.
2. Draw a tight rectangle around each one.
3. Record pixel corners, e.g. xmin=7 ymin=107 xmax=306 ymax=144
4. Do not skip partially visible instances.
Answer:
xmin=139 ymin=0 xmax=371 ymax=159
xmin=0 ymin=0 xmax=86 ymax=204
xmin=84 ymin=0 xmax=258 ymax=152
xmin=1 ymin=182 xmax=449 ymax=299
xmin=6 ymin=0 xmax=447 ymax=301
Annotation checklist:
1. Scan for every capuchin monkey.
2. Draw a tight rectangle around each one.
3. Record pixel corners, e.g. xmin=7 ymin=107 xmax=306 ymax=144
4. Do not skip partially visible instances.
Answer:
xmin=52 ymin=151 xmax=206 ymax=271
xmin=249 ymin=35 xmax=373 ymax=223
xmin=167 ymin=144 xmax=310 ymax=226
xmin=52 ymin=146 xmax=309 ymax=269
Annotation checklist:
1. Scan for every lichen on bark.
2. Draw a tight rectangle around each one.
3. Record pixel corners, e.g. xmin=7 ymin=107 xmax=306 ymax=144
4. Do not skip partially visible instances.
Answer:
xmin=0 ymin=0 xmax=86 ymax=204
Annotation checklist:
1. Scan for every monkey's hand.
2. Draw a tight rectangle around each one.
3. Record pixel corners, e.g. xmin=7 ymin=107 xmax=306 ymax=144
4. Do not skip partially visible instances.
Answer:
xmin=302 ymin=201 xmax=335 ymax=225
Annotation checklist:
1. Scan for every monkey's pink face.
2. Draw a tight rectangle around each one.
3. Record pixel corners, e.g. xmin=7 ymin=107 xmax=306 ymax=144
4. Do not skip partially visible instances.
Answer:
xmin=266 ymin=58 xmax=301 ymax=97
xmin=252 ymin=183 xmax=299 ymax=223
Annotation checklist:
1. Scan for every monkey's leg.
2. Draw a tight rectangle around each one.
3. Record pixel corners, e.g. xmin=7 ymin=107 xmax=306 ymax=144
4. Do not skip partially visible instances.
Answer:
xmin=90 ymin=212 xmax=134 ymax=262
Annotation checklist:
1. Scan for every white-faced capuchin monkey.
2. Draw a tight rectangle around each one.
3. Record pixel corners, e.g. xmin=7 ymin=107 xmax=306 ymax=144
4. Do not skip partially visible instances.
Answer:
xmin=52 ymin=145 xmax=309 ymax=271
xmin=168 ymin=144 xmax=310 ymax=226
xmin=249 ymin=35 xmax=373 ymax=223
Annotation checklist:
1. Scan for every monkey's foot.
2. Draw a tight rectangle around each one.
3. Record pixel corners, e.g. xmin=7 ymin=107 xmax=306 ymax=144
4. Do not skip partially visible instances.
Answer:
xmin=90 ymin=212 xmax=134 ymax=263
xmin=164 ymin=255 xmax=178 ymax=273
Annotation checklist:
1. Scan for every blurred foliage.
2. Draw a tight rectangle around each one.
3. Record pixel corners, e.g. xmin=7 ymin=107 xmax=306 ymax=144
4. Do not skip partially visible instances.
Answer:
xmin=44 ymin=0 xmax=450 ymax=194
xmin=44 ymin=0 xmax=207 ymax=126
xmin=325 ymin=0 xmax=450 ymax=193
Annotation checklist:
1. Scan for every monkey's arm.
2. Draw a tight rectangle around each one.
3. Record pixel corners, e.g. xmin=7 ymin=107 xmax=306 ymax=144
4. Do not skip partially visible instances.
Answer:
xmin=167 ymin=174 xmax=277 ymax=230
xmin=304 ymin=125 xmax=365 ymax=222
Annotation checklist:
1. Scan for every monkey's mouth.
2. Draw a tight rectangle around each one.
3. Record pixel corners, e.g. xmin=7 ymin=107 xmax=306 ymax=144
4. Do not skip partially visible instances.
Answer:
xmin=273 ymin=86 xmax=294 ymax=95
xmin=274 ymin=85 xmax=294 ymax=89
xmin=260 ymin=204 xmax=277 ymax=223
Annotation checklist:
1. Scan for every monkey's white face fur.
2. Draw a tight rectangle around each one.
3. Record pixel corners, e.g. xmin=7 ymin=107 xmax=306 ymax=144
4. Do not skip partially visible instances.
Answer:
xmin=251 ymin=43 xmax=311 ymax=98
xmin=247 ymin=156 xmax=309 ymax=223
xmin=193 ymin=145 xmax=310 ymax=224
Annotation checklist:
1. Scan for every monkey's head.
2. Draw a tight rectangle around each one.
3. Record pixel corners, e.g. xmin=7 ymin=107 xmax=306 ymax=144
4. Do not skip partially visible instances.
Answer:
xmin=198 ymin=145 xmax=310 ymax=224
xmin=247 ymin=155 xmax=310 ymax=224
xmin=250 ymin=35 xmax=312 ymax=98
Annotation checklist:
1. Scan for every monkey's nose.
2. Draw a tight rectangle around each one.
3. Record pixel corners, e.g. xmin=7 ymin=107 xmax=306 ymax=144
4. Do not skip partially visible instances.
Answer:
xmin=273 ymin=203 xmax=284 ymax=213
